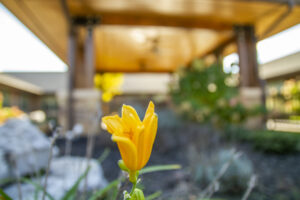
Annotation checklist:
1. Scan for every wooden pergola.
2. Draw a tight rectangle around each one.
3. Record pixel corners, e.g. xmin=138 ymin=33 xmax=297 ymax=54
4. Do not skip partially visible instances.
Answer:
xmin=2 ymin=0 xmax=300 ymax=128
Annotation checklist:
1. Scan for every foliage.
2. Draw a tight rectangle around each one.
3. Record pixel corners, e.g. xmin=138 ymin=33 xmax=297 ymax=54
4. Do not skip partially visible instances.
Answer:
xmin=226 ymin=127 xmax=300 ymax=154
xmin=139 ymin=164 xmax=181 ymax=175
xmin=267 ymin=79 xmax=300 ymax=115
xmin=22 ymin=178 xmax=55 ymax=200
xmin=170 ymin=59 xmax=261 ymax=127
xmin=61 ymin=166 xmax=91 ymax=200
xmin=145 ymin=191 xmax=162 ymax=200
xmin=21 ymin=166 xmax=91 ymax=200
xmin=223 ymin=125 xmax=251 ymax=142
xmin=88 ymin=164 xmax=179 ymax=200
xmin=89 ymin=179 xmax=120 ymax=200
xmin=250 ymin=186 xmax=300 ymax=200
xmin=248 ymin=130 xmax=300 ymax=153
xmin=0 ymin=189 xmax=13 ymax=200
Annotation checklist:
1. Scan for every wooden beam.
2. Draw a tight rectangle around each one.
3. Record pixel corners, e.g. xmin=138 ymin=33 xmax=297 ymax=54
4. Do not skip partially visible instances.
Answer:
xmin=74 ymin=13 xmax=233 ymax=31
xmin=201 ymin=36 xmax=235 ymax=58
xmin=246 ymin=0 xmax=299 ymax=4
xmin=95 ymin=68 xmax=178 ymax=73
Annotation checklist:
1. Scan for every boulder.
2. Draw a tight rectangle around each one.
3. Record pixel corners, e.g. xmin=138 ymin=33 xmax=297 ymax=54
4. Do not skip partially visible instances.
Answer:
xmin=4 ymin=156 xmax=108 ymax=200
xmin=0 ymin=119 xmax=52 ymax=180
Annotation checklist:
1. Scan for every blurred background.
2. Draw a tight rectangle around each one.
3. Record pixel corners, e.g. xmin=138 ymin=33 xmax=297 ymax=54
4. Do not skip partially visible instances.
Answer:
xmin=0 ymin=0 xmax=300 ymax=200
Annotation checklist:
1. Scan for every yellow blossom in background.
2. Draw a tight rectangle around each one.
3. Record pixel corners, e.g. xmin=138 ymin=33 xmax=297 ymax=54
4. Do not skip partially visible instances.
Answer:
xmin=102 ymin=101 xmax=158 ymax=171
xmin=94 ymin=73 xmax=124 ymax=102
xmin=0 ymin=92 xmax=25 ymax=125
xmin=0 ymin=106 xmax=24 ymax=125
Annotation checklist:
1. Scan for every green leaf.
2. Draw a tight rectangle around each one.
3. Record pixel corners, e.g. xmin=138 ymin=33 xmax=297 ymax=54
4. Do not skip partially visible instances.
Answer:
xmin=89 ymin=179 xmax=119 ymax=200
xmin=21 ymin=178 xmax=55 ymax=200
xmin=0 ymin=188 xmax=13 ymax=200
xmin=145 ymin=191 xmax=162 ymax=200
xmin=109 ymin=183 xmax=119 ymax=200
xmin=0 ymin=178 xmax=15 ymax=186
xmin=61 ymin=166 xmax=91 ymax=200
xmin=34 ymin=187 xmax=39 ymax=200
xmin=97 ymin=148 xmax=111 ymax=164
xmin=139 ymin=164 xmax=181 ymax=175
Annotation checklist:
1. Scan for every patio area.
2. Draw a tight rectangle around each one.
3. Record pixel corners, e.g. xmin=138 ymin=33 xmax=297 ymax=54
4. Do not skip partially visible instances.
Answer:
xmin=1 ymin=0 xmax=300 ymax=200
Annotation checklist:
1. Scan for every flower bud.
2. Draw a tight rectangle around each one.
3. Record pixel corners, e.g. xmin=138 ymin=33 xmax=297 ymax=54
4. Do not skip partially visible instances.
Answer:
xmin=131 ymin=188 xmax=145 ymax=200
xmin=118 ymin=160 xmax=129 ymax=172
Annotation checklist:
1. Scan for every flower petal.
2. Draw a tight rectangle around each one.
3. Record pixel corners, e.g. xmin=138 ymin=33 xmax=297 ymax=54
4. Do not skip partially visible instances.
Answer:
xmin=102 ymin=115 xmax=124 ymax=136
xmin=137 ymin=113 xmax=158 ymax=169
xmin=143 ymin=101 xmax=155 ymax=126
xmin=122 ymin=104 xmax=142 ymax=133
xmin=112 ymin=135 xmax=138 ymax=170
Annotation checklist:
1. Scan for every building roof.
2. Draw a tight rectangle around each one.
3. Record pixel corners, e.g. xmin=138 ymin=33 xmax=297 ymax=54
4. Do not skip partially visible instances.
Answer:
xmin=2 ymin=0 xmax=300 ymax=72
xmin=0 ymin=73 xmax=43 ymax=95
xmin=5 ymin=72 xmax=67 ymax=94
xmin=260 ymin=51 xmax=300 ymax=80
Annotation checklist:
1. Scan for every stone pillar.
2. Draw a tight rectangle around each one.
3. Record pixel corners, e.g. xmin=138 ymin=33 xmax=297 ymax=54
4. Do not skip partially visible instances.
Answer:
xmin=57 ymin=89 xmax=101 ymax=134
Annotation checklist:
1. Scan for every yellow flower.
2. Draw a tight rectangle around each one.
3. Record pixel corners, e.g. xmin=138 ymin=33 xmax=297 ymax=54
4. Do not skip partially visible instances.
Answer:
xmin=102 ymin=101 xmax=158 ymax=171
xmin=94 ymin=73 xmax=124 ymax=102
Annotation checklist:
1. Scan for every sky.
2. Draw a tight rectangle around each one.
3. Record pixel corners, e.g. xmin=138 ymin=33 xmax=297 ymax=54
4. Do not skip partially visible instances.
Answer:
xmin=0 ymin=4 xmax=67 ymax=72
xmin=0 ymin=3 xmax=300 ymax=73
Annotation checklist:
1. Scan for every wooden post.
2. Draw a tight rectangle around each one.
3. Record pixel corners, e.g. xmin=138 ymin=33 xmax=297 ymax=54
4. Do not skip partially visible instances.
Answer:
xmin=235 ymin=25 xmax=266 ymax=127
xmin=73 ymin=26 xmax=94 ymax=88
xmin=84 ymin=26 xmax=95 ymax=88
xmin=61 ymin=1 xmax=99 ymax=131
xmin=235 ymin=25 xmax=260 ymax=87
xmin=67 ymin=26 xmax=77 ymax=130
xmin=68 ymin=22 xmax=100 ymax=134
xmin=72 ymin=17 xmax=99 ymax=89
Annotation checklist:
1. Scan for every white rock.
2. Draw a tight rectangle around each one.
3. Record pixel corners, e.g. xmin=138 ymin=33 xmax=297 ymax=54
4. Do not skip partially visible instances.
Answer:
xmin=5 ymin=156 xmax=108 ymax=200
xmin=0 ymin=119 xmax=51 ymax=180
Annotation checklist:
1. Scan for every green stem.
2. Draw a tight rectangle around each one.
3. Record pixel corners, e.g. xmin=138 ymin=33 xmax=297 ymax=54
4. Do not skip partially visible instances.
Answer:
xmin=127 ymin=170 xmax=139 ymax=199
xmin=130 ymin=181 xmax=137 ymax=196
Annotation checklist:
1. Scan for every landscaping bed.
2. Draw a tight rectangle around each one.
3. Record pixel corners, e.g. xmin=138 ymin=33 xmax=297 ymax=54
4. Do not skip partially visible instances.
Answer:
xmin=56 ymin=107 xmax=300 ymax=200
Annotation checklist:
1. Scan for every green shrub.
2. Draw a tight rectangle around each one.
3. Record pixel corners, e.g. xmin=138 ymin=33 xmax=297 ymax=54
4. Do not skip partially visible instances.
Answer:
xmin=223 ymin=125 xmax=251 ymax=142
xmin=248 ymin=130 xmax=300 ymax=153
xmin=225 ymin=126 xmax=300 ymax=154
xmin=170 ymin=59 xmax=263 ymax=128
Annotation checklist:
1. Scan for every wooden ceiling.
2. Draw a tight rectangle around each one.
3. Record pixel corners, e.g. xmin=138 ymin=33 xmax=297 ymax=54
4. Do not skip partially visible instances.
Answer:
xmin=2 ymin=0 xmax=300 ymax=72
